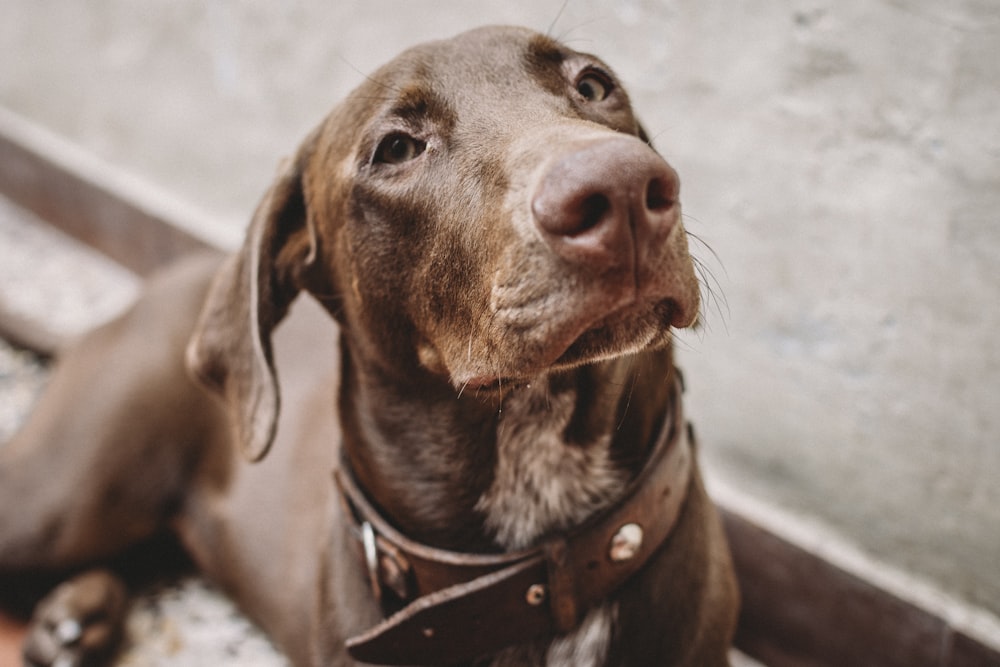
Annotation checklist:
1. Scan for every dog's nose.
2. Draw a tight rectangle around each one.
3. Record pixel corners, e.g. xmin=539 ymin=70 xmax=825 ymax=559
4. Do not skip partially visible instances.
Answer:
xmin=531 ymin=137 xmax=680 ymax=268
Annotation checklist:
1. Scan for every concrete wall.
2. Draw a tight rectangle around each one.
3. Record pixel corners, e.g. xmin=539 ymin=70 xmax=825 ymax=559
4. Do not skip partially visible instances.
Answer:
xmin=2 ymin=0 xmax=998 ymax=622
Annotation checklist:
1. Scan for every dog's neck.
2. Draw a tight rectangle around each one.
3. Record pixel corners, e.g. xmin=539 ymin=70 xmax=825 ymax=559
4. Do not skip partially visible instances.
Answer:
xmin=338 ymin=341 xmax=676 ymax=553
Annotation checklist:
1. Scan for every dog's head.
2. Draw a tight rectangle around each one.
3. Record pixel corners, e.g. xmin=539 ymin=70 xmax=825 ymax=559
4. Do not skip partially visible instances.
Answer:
xmin=187 ymin=26 xmax=700 ymax=461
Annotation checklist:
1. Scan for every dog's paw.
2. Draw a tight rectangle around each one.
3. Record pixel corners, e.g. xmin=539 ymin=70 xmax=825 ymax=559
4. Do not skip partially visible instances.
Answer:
xmin=23 ymin=570 xmax=127 ymax=667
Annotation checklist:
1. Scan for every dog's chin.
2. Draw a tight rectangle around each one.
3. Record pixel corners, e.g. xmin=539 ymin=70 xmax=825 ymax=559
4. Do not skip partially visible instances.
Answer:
xmin=553 ymin=297 xmax=678 ymax=367
xmin=455 ymin=297 xmax=680 ymax=395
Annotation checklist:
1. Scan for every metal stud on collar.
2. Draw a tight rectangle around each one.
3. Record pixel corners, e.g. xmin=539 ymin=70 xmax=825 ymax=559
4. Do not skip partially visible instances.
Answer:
xmin=609 ymin=523 xmax=644 ymax=562
xmin=525 ymin=583 xmax=547 ymax=606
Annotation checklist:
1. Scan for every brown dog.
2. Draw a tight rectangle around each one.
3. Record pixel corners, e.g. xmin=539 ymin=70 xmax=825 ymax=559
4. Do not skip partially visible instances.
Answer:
xmin=0 ymin=26 xmax=738 ymax=666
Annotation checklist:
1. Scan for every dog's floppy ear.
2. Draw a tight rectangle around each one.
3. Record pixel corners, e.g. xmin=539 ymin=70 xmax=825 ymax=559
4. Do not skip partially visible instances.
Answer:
xmin=186 ymin=139 xmax=319 ymax=462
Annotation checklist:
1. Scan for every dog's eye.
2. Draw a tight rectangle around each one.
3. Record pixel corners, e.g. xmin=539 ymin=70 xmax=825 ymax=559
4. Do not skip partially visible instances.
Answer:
xmin=374 ymin=133 xmax=426 ymax=165
xmin=576 ymin=71 xmax=613 ymax=102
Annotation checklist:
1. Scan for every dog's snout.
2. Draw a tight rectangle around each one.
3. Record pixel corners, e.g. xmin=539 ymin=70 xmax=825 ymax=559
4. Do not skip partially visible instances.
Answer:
xmin=531 ymin=138 xmax=680 ymax=267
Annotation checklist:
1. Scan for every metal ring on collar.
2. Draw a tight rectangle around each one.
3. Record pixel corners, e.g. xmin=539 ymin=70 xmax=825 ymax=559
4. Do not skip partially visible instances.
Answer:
xmin=361 ymin=521 xmax=383 ymax=602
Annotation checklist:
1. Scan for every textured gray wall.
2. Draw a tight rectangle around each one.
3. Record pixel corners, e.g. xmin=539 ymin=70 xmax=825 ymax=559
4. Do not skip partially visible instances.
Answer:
xmin=2 ymin=0 xmax=999 ymax=621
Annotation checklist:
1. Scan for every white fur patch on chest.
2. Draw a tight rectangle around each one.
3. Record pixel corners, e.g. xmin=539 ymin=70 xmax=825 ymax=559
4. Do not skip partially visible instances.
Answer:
xmin=484 ymin=604 xmax=617 ymax=667
xmin=475 ymin=383 xmax=626 ymax=551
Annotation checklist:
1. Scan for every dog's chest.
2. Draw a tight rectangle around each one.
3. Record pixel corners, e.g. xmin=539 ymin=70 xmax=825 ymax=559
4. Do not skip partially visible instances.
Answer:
xmin=476 ymin=384 xmax=626 ymax=550
xmin=475 ymin=384 xmax=625 ymax=666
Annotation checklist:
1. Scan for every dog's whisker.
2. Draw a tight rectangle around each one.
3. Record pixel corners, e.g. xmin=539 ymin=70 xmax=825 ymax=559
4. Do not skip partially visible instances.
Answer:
xmin=671 ymin=331 xmax=702 ymax=353
xmin=545 ymin=0 xmax=572 ymax=37
xmin=615 ymin=367 xmax=639 ymax=432
xmin=645 ymin=123 xmax=683 ymax=147
xmin=690 ymin=253 xmax=724 ymax=302
xmin=550 ymin=16 xmax=602 ymax=47
xmin=335 ymin=53 xmax=404 ymax=96
xmin=682 ymin=226 xmax=731 ymax=334
xmin=689 ymin=256 xmax=730 ymax=335
xmin=685 ymin=227 xmax=729 ymax=279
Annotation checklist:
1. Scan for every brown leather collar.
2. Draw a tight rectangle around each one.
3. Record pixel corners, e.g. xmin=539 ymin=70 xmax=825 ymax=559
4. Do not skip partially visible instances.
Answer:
xmin=333 ymin=378 xmax=693 ymax=665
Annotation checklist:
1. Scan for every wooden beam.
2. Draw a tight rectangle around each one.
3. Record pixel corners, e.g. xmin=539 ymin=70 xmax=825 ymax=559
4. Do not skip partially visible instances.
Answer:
xmin=0 ymin=107 xmax=237 ymax=276
xmin=721 ymin=510 xmax=991 ymax=666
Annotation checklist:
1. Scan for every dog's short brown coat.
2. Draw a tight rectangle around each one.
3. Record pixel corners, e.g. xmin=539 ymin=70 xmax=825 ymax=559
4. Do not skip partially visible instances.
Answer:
xmin=0 ymin=26 xmax=737 ymax=666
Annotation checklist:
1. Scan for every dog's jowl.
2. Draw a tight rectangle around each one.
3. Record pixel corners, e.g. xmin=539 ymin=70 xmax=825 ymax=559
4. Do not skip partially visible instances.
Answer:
xmin=0 ymin=26 xmax=738 ymax=667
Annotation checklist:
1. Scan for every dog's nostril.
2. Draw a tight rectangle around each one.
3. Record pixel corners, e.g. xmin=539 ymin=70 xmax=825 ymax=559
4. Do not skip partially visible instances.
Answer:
xmin=645 ymin=177 xmax=675 ymax=213
xmin=578 ymin=193 xmax=612 ymax=234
